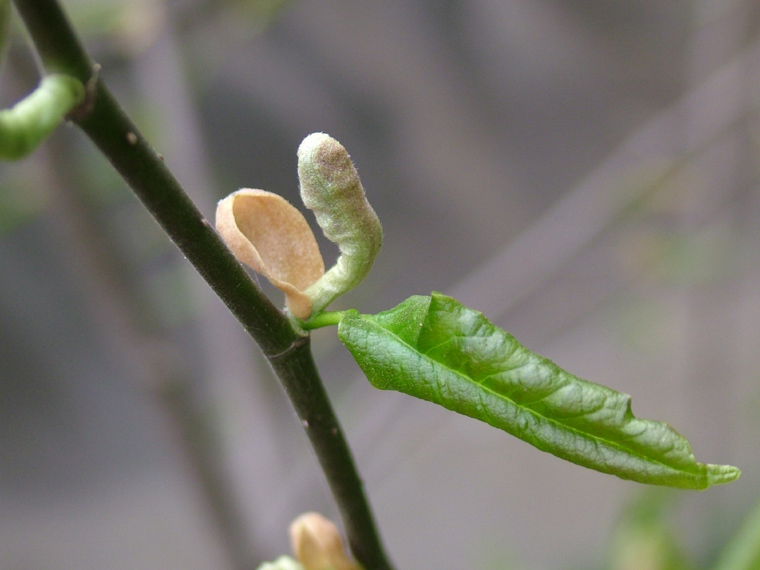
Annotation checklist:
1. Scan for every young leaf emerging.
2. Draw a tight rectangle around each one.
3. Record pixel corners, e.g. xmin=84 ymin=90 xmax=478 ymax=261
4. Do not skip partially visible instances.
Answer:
xmin=298 ymin=133 xmax=382 ymax=314
xmin=338 ymin=292 xmax=740 ymax=490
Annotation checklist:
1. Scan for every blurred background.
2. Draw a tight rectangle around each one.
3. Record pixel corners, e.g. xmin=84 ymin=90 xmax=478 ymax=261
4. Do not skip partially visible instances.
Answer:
xmin=1 ymin=0 xmax=760 ymax=568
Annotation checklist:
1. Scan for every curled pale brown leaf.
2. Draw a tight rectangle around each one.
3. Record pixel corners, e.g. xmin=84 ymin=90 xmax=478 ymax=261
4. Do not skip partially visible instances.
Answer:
xmin=215 ymin=189 xmax=325 ymax=319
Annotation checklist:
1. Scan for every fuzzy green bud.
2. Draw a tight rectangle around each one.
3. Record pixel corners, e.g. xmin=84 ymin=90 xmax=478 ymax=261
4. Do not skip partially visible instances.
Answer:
xmin=298 ymin=133 xmax=382 ymax=314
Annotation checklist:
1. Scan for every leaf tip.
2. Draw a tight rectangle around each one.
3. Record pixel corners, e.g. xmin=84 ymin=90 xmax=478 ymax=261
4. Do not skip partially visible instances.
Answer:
xmin=706 ymin=464 xmax=741 ymax=487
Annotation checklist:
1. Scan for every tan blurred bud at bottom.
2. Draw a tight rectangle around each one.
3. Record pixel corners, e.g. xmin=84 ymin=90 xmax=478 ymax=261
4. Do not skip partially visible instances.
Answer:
xmin=289 ymin=512 xmax=363 ymax=570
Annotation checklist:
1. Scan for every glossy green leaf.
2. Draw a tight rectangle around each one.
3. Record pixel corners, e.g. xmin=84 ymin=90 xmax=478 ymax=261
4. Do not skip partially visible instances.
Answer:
xmin=338 ymin=292 xmax=740 ymax=489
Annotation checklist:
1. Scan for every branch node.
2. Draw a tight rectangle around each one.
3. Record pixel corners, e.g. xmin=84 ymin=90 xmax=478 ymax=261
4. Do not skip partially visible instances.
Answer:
xmin=67 ymin=63 xmax=100 ymax=122
xmin=266 ymin=335 xmax=309 ymax=361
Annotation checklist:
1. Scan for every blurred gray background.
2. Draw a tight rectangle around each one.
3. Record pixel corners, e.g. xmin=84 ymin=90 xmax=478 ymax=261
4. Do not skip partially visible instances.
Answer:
xmin=1 ymin=0 xmax=759 ymax=569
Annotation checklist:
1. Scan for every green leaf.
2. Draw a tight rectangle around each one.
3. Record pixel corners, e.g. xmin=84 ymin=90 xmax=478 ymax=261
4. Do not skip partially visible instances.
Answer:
xmin=338 ymin=292 xmax=740 ymax=489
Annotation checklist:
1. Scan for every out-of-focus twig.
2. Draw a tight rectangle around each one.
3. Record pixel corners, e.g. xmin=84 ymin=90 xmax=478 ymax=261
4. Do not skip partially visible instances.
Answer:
xmin=451 ymin=34 xmax=760 ymax=322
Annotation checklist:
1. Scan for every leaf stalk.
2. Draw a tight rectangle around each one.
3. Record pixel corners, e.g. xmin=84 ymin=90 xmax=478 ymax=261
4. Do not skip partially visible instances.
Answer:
xmin=301 ymin=311 xmax=347 ymax=330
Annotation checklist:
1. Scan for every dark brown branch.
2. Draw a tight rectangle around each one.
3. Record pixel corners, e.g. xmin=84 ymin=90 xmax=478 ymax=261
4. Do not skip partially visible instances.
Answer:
xmin=12 ymin=1 xmax=394 ymax=568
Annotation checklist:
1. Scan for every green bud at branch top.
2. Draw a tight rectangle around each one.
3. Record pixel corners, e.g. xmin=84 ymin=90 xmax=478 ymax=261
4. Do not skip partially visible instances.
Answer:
xmin=299 ymin=133 xmax=382 ymax=315
xmin=0 ymin=74 xmax=85 ymax=160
